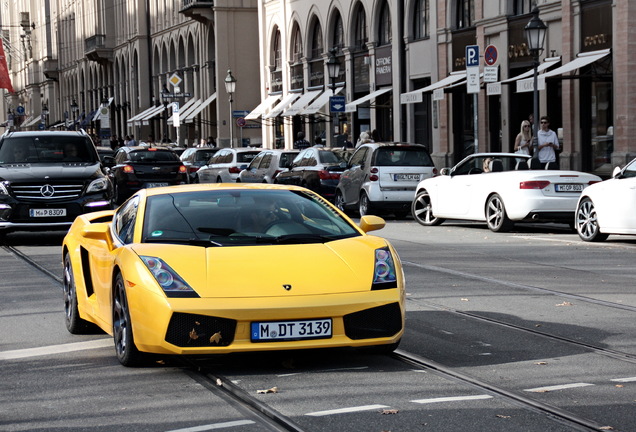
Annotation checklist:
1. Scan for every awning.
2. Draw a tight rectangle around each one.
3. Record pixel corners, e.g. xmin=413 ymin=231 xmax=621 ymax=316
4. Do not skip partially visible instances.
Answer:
xmin=264 ymin=93 xmax=301 ymax=119
xmin=23 ymin=115 xmax=43 ymax=128
xmin=177 ymin=98 xmax=202 ymax=121
xmin=345 ymin=87 xmax=392 ymax=113
xmin=167 ymin=98 xmax=196 ymax=122
xmin=282 ymin=90 xmax=322 ymax=117
xmin=400 ymin=71 xmax=466 ymax=104
xmin=245 ymin=94 xmax=281 ymax=120
xmin=500 ymin=57 xmax=561 ymax=83
xmin=540 ymin=48 xmax=611 ymax=79
xmin=127 ymin=106 xmax=157 ymax=124
xmin=19 ymin=115 xmax=33 ymax=127
xmin=300 ymin=87 xmax=344 ymax=115
xmin=184 ymin=93 xmax=217 ymax=123
xmin=141 ymin=105 xmax=166 ymax=125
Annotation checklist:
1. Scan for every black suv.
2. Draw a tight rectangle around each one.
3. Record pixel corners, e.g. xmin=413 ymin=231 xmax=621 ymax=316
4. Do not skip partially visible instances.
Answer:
xmin=0 ymin=130 xmax=113 ymax=234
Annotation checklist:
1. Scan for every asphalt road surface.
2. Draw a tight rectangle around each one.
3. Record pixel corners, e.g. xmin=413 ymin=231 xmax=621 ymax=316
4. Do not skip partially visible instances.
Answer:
xmin=1 ymin=220 xmax=635 ymax=432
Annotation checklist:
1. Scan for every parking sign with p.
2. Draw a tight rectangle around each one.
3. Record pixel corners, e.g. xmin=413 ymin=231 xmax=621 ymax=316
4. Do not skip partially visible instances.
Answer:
xmin=466 ymin=45 xmax=479 ymax=68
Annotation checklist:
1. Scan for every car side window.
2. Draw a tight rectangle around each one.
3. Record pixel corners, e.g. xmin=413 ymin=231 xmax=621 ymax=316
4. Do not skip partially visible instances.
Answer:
xmin=307 ymin=151 xmax=318 ymax=167
xmin=114 ymin=196 xmax=139 ymax=244
xmin=349 ymin=148 xmax=368 ymax=167
xmin=292 ymin=150 xmax=306 ymax=167
xmin=249 ymin=153 xmax=264 ymax=169
xmin=260 ymin=153 xmax=273 ymax=169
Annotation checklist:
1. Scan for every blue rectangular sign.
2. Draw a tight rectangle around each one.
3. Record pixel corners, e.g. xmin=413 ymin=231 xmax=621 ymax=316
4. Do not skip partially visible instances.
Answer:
xmin=466 ymin=45 xmax=480 ymax=68
xmin=330 ymin=96 xmax=345 ymax=113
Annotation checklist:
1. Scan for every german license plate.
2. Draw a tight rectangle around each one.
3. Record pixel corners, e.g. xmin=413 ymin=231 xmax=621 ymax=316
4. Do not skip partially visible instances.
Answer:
xmin=555 ymin=183 xmax=584 ymax=192
xmin=146 ymin=182 xmax=169 ymax=188
xmin=394 ymin=174 xmax=420 ymax=181
xmin=251 ymin=318 xmax=332 ymax=342
xmin=30 ymin=208 xmax=66 ymax=217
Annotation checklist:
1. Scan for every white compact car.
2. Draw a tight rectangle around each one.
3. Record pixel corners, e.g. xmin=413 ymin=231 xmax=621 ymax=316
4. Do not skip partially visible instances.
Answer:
xmin=335 ymin=143 xmax=437 ymax=218
xmin=195 ymin=148 xmax=261 ymax=183
xmin=575 ymin=157 xmax=636 ymax=241
xmin=411 ymin=152 xmax=601 ymax=232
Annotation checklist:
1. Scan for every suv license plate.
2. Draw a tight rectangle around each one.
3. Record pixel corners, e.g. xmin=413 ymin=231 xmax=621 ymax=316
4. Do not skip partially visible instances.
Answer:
xmin=251 ymin=319 xmax=332 ymax=342
xmin=146 ymin=182 xmax=169 ymax=188
xmin=555 ymin=184 xmax=583 ymax=192
xmin=30 ymin=208 xmax=67 ymax=217
xmin=394 ymin=174 xmax=420 ymax=181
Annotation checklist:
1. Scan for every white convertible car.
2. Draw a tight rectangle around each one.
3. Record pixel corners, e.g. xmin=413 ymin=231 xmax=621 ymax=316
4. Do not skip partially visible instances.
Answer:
xmin=575 ymin=157 xmax=636 ymax=242
xmin=411 ymin=153 xmax=602 ymax=232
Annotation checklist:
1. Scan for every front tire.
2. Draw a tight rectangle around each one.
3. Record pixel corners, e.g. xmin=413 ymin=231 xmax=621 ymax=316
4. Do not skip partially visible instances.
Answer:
xmin=113 ymin=272 xmax=145 ymax=367
xmin=486 ymin=194 xmax=513 ymax=232
xmin=334 ymin=191 xmax=347 ymax=213
xmin=411 ymin=190 xmax=444 ymax=226
xmin=63 ymin=253 xmax=94 ymax=334
xmin=576 ymin=198 xmax=609 ymax=242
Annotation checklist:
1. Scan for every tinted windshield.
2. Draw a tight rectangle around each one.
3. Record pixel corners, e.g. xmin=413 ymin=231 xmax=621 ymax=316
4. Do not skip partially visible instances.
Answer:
xmin=374 ymin=147 xmax=433 ymax=167
xmin=0 ymin=136 xmax=98 ymax=164
xmin=318 ymin=150 xmax=346 ymax=164
xmin=237 ymin=151 xmax=260 ymax=163
xmin=142 ymin=189 xmax=360 ymax=246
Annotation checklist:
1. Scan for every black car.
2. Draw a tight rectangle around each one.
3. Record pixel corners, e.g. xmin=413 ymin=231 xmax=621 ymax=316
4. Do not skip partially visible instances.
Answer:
xmin=110 ymin=146 xmax=188 ymax=204
xmin=274 ymin=146 xmax=348 ymax=200
xmin=0 ymin=130 xmax=113 ymax=234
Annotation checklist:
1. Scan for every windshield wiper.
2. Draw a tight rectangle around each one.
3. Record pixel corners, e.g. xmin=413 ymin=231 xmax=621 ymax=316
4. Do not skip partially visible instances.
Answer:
xmin=271 ymin=234 xmax=334 ymax=244
xmin=143 ymin=237 xmax=223 ymax=247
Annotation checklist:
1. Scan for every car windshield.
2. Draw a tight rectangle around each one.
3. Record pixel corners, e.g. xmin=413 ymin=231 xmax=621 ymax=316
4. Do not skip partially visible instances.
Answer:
xmin=0 ymin=136 xmax=98 ymax=164
xmin=142 ymin=189 xmax=360 ymax=246
xmin=237 ymin=151 xmax=260 ymax=163
xmin=318 ymin=150 xmax=346 ymax=164
xmin=129 ymin=150 xmax=180 ymax=162
xmin=453 ymin=155 xmax=530 ymax=175
xmin=374 ymin=147 xmax=433 ymax=167
xmin=194 ymin=151 xmax=216 ymax=162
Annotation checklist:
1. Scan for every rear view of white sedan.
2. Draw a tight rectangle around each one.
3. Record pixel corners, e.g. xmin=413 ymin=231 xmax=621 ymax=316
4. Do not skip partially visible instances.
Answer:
xmin=411 ymin=153 xmax=601 ymax=232
xmin=575 ymin=157 xmax=636 ymax=242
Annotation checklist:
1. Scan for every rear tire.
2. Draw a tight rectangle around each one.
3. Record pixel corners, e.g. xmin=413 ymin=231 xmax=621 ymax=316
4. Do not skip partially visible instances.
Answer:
xmin=411 ymin=190 xmax=444 ymax=226
xmin=334 ymin=191 xmax=347 ymax=213
xmin=576 ymin=197 xmax=609 ymax=242
xmin=63 ymin=253 xmax=95 ymax=334
xmin=358 ymin=192 xmax=373 ymax=217
xmin=486 ymin=194 xmax=513 ymax=232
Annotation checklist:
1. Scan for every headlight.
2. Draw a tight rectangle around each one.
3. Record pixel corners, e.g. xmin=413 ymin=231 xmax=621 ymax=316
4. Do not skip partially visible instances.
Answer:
xmin=371 ymin=247 xmax=398 ymax=290
xmin=140 ymin=256 xmax=199 ymax=298
xmin=87 ymin=177 xmax=109 ymax=193
xmin=0 ymin=181 xmax=10 ymax=196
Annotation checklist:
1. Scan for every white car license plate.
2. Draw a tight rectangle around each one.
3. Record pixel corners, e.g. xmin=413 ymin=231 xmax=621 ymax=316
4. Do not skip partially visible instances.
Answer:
xmin=30 ymin=208 xmax=67 ymax=217
xmin=555 ymin=183 xmax=584 ymax=192
xmin=394 ymin=174 xmax=420 ymax=181
xmin=146 ymin=182 xmax=169 ymax=188
xmin=251 ymin=318 xmax=332 ymax=342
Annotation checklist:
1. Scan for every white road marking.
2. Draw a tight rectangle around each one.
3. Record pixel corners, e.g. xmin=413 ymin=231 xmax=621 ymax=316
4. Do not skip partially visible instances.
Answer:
xmin=306 ymin=404 xmax=389 ymax=416
xmin=166 ymin=420 xmax=256 ymax=431
xmin=0 ymin=338 xmax=112 ymax=360
xmin=525 ymin=383 xmax=594 ymax=392
xmin=610 ymin=377 xmax=636 ymax=382
xmin=411 ymin=395 xmax=493 ymax=404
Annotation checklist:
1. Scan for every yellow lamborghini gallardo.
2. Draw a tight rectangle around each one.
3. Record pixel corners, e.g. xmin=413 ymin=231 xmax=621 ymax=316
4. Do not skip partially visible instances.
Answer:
xmin=62 ymin=183 xmax=405 ymax=366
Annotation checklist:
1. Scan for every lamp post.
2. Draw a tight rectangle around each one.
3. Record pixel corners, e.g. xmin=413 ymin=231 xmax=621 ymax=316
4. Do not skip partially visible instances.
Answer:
xmin=326 ymin=48 xmax=340 ymax=147
xmin=525 ymin=7 xmax=547 ymax=154
xmin=70 ymin=99 xmax=79 ymax=130
xmin=224 ymin=69 xmax=237 ymax=148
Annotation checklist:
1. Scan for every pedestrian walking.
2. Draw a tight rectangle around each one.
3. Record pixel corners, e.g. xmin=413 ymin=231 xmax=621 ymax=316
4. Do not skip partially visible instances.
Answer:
xmin=536 ymin=116 xmax=560 ymax=169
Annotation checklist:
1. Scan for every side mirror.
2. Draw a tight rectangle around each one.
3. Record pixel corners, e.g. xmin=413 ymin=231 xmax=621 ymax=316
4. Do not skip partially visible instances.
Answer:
xmin=358 ymin=215 xmax=386 ymax=233
xmin=440 ymin=167 xmax=451 ymax=176
xmin=612 ymin=166 xmax=622 ymax=178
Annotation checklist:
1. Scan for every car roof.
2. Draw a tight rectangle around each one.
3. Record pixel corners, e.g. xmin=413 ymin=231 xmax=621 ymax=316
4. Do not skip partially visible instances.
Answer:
xmin=1 ymin=130 xmax=91 ymax=139
xmin=140 ymin=182 xmax=311 ymax=198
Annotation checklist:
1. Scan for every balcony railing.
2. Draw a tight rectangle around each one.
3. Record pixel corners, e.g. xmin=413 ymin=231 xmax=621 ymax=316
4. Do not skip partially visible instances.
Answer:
xmin=84 ymin=34 xmax=113 ymax=64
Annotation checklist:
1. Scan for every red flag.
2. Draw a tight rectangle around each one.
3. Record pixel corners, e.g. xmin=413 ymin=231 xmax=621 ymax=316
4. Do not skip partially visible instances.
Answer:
xmin=0 ymin=38 xmax=15 ymax=93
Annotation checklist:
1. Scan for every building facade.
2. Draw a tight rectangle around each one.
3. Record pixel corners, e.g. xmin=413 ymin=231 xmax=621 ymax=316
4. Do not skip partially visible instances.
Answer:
xmin=252 ymin=0 xmax=634 ymax=178
xmin=2 ymin=0 xmax=634 ymax=178
xmin=1 ymin=0 xmax=262 ymax=148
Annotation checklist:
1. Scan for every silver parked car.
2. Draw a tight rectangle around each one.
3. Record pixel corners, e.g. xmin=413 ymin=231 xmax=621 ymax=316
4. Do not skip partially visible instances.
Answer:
xmin=334 ymin=143 xmax=437 ymax=218
xmin=194 ymin=147 xmax=261 ymax=183
xmin=238 ymin=149 xmax=299 ymax=183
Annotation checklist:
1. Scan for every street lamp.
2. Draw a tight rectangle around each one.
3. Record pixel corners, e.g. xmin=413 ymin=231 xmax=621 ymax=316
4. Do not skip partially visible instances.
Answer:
xmin=525 ymin=7 xmax=547 ymax=153
xmin=70 ymin=99 xmax=79 ymax=130
xmin=224 ymin=69 xmax=237 ymax=148
xmin=326 ymin=48 xmax=340 ymax=147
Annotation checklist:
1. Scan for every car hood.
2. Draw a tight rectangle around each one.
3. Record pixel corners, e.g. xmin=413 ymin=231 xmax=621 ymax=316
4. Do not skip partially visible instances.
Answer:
xmin=130 ymin=236 xmax=387 ymax=298
xmin=0 ymin=163 xmax=103 ymax=182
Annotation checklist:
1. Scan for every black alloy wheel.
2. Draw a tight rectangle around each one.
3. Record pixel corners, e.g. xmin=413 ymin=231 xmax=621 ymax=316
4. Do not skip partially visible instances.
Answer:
xmin=113 ymin=272 xmax=145 ymax=366
xmin=63 ymin=253 xmax=93 ymax=334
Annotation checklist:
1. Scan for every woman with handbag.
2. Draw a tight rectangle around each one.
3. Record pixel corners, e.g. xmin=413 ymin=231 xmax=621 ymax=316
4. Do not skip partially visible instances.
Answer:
xmin=514 ymin=120 xmax=533 ymax=155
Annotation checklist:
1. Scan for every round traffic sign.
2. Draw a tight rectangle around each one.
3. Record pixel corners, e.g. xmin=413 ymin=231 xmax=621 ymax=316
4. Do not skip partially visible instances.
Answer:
xmin=484 ymin=45 xmax=498 ymax=66
xmin=236 ymin=117 xmax=246 ymax=128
